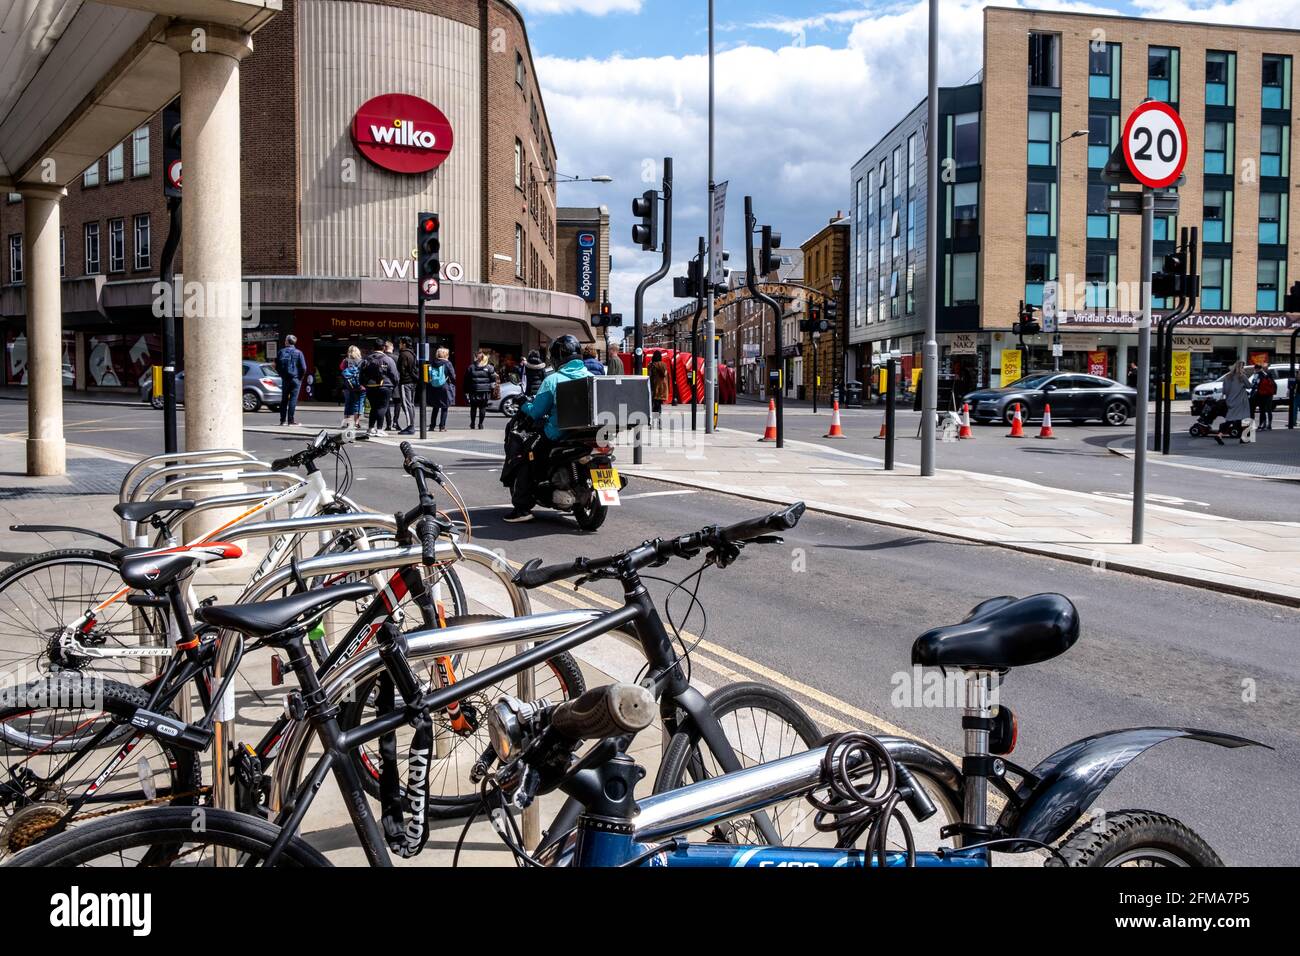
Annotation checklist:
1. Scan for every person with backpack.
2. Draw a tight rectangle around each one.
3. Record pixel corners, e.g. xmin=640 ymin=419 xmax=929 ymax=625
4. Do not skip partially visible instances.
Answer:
xmin=1253 ymin=363 xmax=1277 ymax=431
xmin=339 ymin=344 xmax=364 ymax=429
xmin=395 ymin=337 xmax=419 ymax=435
xmin=523 ymin=350 xmax=548 ymax=398
xmin=360 ymin=339 xmax=399 ymax=436
xmin=427 ymin=347 xmax=455 ymax=431
xmin=276 ymin=334 xmax=308 ymax=426
xmin=465 ymin=350 xmax=497 ymax=429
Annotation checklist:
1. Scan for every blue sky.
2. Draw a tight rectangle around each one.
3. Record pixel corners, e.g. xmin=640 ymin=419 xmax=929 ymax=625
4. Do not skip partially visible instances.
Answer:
xmin=513 ymin=1 xmax=1300 ymax=327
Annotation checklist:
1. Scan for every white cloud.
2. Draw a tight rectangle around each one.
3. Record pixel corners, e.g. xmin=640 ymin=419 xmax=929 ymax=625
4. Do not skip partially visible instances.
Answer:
xmin=514 ymin=0 xmax=641 ymax=16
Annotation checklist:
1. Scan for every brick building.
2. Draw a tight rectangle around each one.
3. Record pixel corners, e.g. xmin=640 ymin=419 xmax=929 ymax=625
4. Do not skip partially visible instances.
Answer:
xmin=798 ymin=214 xmax=850 ymax=403
xmin=1 ymin=0 xmax=590 ymax=401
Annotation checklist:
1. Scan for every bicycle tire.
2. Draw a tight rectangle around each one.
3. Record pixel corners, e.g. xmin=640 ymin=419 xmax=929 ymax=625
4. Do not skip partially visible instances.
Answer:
xmin=1046 ymin=809 xmax=1223 ymax=867
xmin=0 ymin=549 xmax=162 ymax=683
xmin=7 ymin=806 xmax=330 ymax=867
xmin=0 ymin=675 xmax=201 ymax=856
xmin=340 ymin=614 xmax=586 ymax=819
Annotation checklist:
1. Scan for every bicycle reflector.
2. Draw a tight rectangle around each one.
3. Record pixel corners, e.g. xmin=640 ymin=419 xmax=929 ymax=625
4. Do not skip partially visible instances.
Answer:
xmin=990 ymin=706 xmax=1018 ymax=755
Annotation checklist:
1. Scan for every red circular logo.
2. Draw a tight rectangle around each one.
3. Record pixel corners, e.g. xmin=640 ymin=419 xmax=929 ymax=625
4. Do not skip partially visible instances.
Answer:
xmin=352 ymin=93 xmax=454 ymax=175
xmin=1121 ymin=101 xmax=1188 ymax=189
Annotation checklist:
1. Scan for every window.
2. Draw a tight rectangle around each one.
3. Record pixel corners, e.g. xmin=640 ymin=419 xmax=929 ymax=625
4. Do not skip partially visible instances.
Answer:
xmin=131 ymin=126 xmax=149 ymax=177
xmin=1201 ymin=257 xmax=1229 ymax=310
xmin=890 ymin=208 xmax=901 ymax=259
xmin=1028 ymin=111 xmax=1054 ymax=166
xmin=1025 ymin=249 xmax=1055 ymax=306
xmin=108 ymin=218 xmax=125 ymax=273
xmin=953 ymin=112 xmax=979 ymax=168
xmin=1262 ymin=54 xmax=1290 ymax=109
xmin=59 ymin=227 xmax=64 ymax=277
xmin=1204 ymin=121 xmax=1231 ymax=174
xmin=1087 ymin=184 xmax=1115 ymax=239
xmin=134 ymin=215 xmax=150 ymax=270
xmin=1257 ymin=259 xmax=1284 ymax=311
xmin=1026 ymin=181 xmax=1054 ymax=237
xmin=1205 ymin=51 xmax=1234 ymax=107
xmin=952 ymin=182 xmax=978 ymax=239
xmin=892 ymin=146 xmax=902 ymax=198
xmin=514 ymin=225 xmax=523 ymax=279
xmin=1028 ymin=32 xmax=1059 ymax=88
xmin=1089 ymin=42 xmax=1120 ymax=99
xmin=906 ymin=266 xmax=915 ymax=314
xmin=1259 ymin=193 xmax=1286 ymax=245
xmin=890 ymin=270 xmax=900 ymax=318
xmin=84 ymin=223 xmax=100 ymax=275
xmin=1088 ymin=113 xmax=1112 ymax=169
xmin=1202 ymin=190 xmax=1231 ymax=243
xmin=950 ymin=253 xmax=977 ymax=306
xmin=83 ymin=163 xmax=99 ymax=188
xmin=516 ymin=52 xmax=525 ymax=88
xmin=907 ymin=200 xmax=915 ymax=251
xmin=107 ymin=143 xmax=124 ymax=183
xmin=8 ymin=235 xmax=21 ymax=284
xmin=1148 ymin=47 xmax=1178 ymax=103
xmin=6 ymin=192 xmax=19 ymax=203
xmin=514 ymin=138 xmax=524 ymax=190
xmin=1261 ymin=124 xmax=1285 ymax=178
xmin=1085 ymin=252 xmax=1115 ymax=307
xmin=907 ymin=133 xmax=917 ymax=191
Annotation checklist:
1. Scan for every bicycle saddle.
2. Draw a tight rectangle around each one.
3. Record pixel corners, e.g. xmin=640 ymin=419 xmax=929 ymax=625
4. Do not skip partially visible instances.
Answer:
xmin=113 ymin=499 xmax=197 ymax=522
xmin=195 ymin=583 xmax=376 ymax=639
xmin=910 ymin=593 xmax=1079 ymax=670
xmin=119 ymin=543 xmax=243 ymax=593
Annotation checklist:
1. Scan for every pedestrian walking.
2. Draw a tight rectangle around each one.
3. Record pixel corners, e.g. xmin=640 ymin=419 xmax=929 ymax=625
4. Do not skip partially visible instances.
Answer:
xmin=465 ymin=350 xmax=496 ymax=430
xmin=1253 ymin=363 xmax=1276 ymax=431
xmin=276 ymin=334 xmax=307 ymax=426
xmin=381 ymin=341 xmax=398 ymax=430
xmin=360 ymin=339 xmax=399 ymax=436
xmin=1217 ymin=360 xmax=1254 ymax=445
xmin=427 ymin=346 xmax=455 ymax=431
xmin=649 ymin=350 xmax=669 ymax=427
xmin=339 ymin=344 xmax=364 ymax=429
xmin=523 ymin=350 xmax=547 ymax=397
xmin=396 ymin=337 xmax=419 ymax=435
xmin=582 ymin=344 xmax=606 ymax=376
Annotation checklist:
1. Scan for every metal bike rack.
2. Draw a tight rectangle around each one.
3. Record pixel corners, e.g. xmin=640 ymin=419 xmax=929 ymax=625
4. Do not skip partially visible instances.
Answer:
xmin=124 ymin=472 xmax=304 ymax=545
xmin=119 ymin=449 xmax=260 ymax=503
xmin=208 ymin=539 xmax=539 ymax=856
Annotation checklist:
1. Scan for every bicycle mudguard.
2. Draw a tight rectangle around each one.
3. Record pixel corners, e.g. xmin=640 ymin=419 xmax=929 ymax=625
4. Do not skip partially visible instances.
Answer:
xmin=8 ymin=525 xmax=124 ymax=548
xmin=999 ymin=727 xmax=1270 ymax=848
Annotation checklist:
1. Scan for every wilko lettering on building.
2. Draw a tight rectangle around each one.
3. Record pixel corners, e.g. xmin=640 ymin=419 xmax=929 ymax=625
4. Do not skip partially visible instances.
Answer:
xmin=352 ymin=93 xmax=454 ymax=175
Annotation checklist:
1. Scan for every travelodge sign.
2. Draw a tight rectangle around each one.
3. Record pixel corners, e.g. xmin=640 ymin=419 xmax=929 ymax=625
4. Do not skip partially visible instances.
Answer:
xmin=352 ymin=93 xmax=454 ymax=175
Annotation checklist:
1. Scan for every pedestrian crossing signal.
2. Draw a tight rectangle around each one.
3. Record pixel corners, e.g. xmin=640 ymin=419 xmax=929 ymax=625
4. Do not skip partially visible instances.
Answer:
xmin=417 ymin=212 xmax=440 ymax=300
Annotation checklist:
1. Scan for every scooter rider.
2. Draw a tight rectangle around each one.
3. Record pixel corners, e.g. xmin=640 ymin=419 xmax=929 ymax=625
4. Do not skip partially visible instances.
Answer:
xmin=504 ymin=335 xmax=592 ymax=523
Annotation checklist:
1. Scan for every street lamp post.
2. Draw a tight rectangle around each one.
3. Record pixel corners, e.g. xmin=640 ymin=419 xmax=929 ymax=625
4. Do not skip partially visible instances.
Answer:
xmin=831 ymin=273 xmax=843 ymax=404
xmin=1054 ymin=129 xmax=1088 ymax=372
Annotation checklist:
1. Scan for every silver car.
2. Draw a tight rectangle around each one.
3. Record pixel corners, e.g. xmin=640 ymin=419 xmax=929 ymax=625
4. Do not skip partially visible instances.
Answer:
xmin=139 ymin=360 xmax=283 ymax=412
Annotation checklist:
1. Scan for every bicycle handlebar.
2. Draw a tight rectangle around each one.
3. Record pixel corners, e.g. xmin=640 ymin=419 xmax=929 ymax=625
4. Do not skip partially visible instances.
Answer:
xmin=550 ymin=683 xmax=655 ymax=742
xmin=271 ymin=430 xmax=350 ymax=471
xmin=511 ymin=501 xmax=806 ymax=589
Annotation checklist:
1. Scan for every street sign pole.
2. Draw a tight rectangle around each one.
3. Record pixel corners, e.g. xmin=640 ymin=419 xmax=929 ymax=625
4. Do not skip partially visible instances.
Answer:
xmin=1133 ymin=189 xmax=1154 ymax=544
xmin=704 ymin=0 xmax=716 ymax=435
xmin=920 ymin=0 xmax=939 ymax=477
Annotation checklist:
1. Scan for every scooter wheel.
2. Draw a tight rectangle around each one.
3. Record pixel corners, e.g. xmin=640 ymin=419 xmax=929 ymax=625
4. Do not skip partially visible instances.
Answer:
xmin=1189 ymin=424 xmax=1206 ymax=437
xmin=1226 ymin=422 xmax=1243 ymax=438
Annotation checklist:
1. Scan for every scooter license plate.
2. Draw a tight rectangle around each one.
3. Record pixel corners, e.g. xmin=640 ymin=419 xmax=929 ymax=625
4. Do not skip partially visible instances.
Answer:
xmin=591 ymin=467 xmax=620 ymax=490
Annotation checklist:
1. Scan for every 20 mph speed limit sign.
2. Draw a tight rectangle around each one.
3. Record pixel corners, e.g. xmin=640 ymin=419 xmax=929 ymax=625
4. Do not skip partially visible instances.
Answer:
xmin=1122 ymin=101 xmax=1188 ymax=189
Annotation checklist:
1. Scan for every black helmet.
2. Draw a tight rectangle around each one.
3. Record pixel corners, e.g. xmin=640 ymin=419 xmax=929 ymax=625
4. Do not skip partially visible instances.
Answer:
xmin=549 ymin=335 xmax=581 ymax=367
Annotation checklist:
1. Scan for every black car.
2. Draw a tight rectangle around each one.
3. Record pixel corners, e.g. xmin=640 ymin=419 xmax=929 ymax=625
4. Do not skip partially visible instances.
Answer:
xmin=963 ymin=372 xmax=1137 ymax=426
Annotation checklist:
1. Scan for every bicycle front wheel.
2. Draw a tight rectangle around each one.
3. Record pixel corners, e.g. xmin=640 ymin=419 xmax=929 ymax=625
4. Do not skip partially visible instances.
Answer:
xmin=7 ymin=806 xmax=330 ymax=867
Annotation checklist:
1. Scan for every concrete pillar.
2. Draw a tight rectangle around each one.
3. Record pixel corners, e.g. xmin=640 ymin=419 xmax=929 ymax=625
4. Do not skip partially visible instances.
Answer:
xmin=166 ymin=24 xmax=253 ymax=456
xmin=21 ymin=185 xmax=67 ymax=476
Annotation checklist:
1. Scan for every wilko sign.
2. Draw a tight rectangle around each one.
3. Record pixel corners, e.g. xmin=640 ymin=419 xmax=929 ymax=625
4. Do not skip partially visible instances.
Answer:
xmin=352 ymin=93 xmax=454 ymax=175
xmin=577 ymin=231 xmax=597 ymax=302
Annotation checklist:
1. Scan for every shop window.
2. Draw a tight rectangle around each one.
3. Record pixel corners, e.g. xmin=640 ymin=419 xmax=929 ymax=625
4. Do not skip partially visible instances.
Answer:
xmin=1261 ymin=125 xmax=1286 ymax=178
xmin=131 ymin=126 xmax=149 ymax=177
xmin=952 ymin=181 xmax=978 ymax=239
xmin=83 ymin=163 xmax=99 ymax=188
xmin=1202 ymin=190 xmax=1231 ymax=243
xmin=134 ymin=215 xmax=150 ymax=270
xmin=1026 ymin=181 xmax=1055 ymax=237
xmin=107 ymin=143 xmax=124 ymax=183
xmin=1087 ymin=183 xmax=1115 ymax=239
xmin=1201 ymin=257 xmax=1229 ymax=310
xmin=1204 ymin=121 xmax=1232 ymax=174
xmin=8 ymin=235 xmax=21 ymax=284
xmin=1089 ymin=42 xmax=1120 ymax=100
xmin=952 ymin=112 xmax=979 ymax=168
xmin=1148 ymin=47 xmax=1178 ymax=103
xmin=1257 ymin=259 xmax=1284 ymax=311
xmin=1028 ymin=32 xmax=1059 ymax=89
xmin=108 ymin=218 xmax=124 ymax=273
xmin=1262 ymin=54 xmax=1290 ymax=110
xmin=1259 ymin=192 xmax=1285 ymax=244
xmin=1028 ymin=111 xmax=1055 ymax=166
xmin=1205 ymin=51 xmax=1234 ymax=107
xmin=949 ymin=253 xmax=977 ymax=306
xmin=84 ymin=223 xmax=100 ymax=275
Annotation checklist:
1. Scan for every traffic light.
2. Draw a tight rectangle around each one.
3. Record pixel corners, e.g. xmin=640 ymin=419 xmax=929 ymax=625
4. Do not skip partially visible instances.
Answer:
xmin=632 ymin=190 xmax=658 ymax=251
xmin=824 ymin=297 xmax=839 ymax=324
xmin=593 ymin=300 xmax=623 ymax=328
xmin=1012 ymin=300 xmax=1041 ymax=336
xmin=1285 ymin=281 xmax=1300 ymax=313
xmin=800 ymin=304 xmax=829 ymax=334
xmin=759 ymin=225 xmax=782 ymax=276
xmin=417 ymin=212 xmax=440 ymax=300
xmin=162 ymin=99 xmax=182 ymax=198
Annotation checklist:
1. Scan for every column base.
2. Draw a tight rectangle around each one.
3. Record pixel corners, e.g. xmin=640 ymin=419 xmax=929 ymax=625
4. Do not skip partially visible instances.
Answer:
xmin=26 ymin=437 xmax=67 ymax=476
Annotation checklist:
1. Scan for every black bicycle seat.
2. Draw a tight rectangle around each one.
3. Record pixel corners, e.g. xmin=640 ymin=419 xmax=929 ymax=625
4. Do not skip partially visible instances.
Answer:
xmin=114 ymin=499 xmax=197 ymax=523
xmin=119 ymin=543 xmax=242 ymax=594
xmin=195 ymin=583 xmax=375 ymax=639
xmin=910 ymin=593 xmax=1079 ymax=670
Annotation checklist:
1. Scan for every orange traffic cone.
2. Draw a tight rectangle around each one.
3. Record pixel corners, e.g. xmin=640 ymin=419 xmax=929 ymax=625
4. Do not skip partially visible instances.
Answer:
xmin=874 ymin=418 xmax=888 ymax=439
xmin=958 ymin=403 xmax=974 ymax=439
xmin=757 ymin=399 xmax=777 ymax=441
xmin=1006 ymin=403 xmax=1026 ymax=438
xmin=824 ymin=401 xmax=847 ymax=439
xmin=1037 ymin=403 xmax=1056 ymax=439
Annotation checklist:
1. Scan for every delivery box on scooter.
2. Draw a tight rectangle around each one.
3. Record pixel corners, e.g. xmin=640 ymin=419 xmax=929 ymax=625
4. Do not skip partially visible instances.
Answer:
xmin=554 ymin=375 xmax=651 ymax=438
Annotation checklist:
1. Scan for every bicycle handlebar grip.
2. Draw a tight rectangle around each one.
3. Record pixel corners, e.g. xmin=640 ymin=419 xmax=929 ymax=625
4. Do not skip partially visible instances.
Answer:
xmin=399 ymin=440 xmax=415 ymax=462
xmin=512 ymin=557 xmax=582 ymax=589
xmin=551 ymin=683 xmax=655 ymax=742
xmin=718 ymin=501 xmax=806 ymax=544
xmin=271 ymin=455 xmax=292 ymax=471
xmin=418 ymin=516 xmax=440 ymax=565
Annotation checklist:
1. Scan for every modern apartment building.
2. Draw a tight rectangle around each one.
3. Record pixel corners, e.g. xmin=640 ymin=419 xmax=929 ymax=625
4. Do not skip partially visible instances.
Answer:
xmin=850 ymin=6 xmax=1300 ymax=392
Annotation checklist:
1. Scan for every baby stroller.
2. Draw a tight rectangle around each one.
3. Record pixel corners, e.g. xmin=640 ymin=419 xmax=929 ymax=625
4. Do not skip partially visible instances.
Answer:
xmin=1188 ymin=396 xmax=1242 ymax=440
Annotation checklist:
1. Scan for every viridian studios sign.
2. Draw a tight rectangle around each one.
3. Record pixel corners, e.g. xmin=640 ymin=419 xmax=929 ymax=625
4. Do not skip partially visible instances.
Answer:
xmin=577 ymin=231 xmax=597 ymax=302
xmin=352 ymin=93 xmax=454 ymax=175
